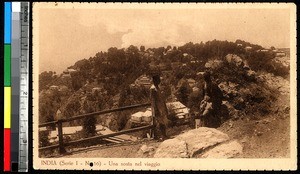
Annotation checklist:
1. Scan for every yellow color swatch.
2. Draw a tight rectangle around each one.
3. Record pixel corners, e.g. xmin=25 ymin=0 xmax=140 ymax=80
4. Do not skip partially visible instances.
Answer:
xmin=4 ymin=87 xmax=11 ymax=128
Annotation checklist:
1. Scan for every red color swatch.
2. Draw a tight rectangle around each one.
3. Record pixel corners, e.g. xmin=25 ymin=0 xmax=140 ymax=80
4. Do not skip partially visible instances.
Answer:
xmin=4 ymin=128 xmax=11 ymax=171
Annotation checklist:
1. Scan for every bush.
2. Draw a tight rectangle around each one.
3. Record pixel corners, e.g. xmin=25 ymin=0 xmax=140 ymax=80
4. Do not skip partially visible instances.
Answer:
xmin=39 ymin=130 xmax=50 ymax=147
xmin=270 ymin=61 xmax=289 ymax=78
xmin=81 ymin=100 xmax=97 ymax=138
xmin=246 ymin=51 xmax=289 ymax=78
xmin=82 ymin=116 xmax=97 ymax=138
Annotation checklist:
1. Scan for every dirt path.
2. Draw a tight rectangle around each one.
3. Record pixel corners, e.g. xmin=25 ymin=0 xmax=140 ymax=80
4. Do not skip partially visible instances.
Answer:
xmin=218 ymin=105 xmax=290 ymax=158
xmin=62 ymin=140 xmax=161 ymax=158
xmin=218 ymin=73 xmax=290 ymax=158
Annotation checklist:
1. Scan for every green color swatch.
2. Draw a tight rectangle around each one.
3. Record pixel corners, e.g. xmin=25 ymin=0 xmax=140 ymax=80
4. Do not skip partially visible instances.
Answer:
xmin=4 ymin=44 xmax=11 ymax=86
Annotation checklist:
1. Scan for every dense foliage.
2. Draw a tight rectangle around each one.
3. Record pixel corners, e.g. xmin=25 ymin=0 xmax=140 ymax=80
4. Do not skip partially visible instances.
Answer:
xmin=39 ymin=39 xmax=289 ymax=143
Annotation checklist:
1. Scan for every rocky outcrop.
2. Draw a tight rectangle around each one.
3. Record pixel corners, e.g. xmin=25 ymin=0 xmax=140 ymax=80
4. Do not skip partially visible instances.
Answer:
xmin=199 ymin=140 xmax=242 ymax=158
xmin=154 ymin=139 xmax=188 ymax=158
xmin=225 ymin=54 xmax=244 ymax=67
xmin=258 ymin=73 xmax=289 ymax=95
xmin=205 ymin=59 xmax=224 ymax=70
xmin=154 ymin=127 xmax=242 ymax=158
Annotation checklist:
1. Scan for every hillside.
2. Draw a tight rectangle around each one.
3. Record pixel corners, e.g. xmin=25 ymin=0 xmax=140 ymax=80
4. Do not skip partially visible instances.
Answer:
xmin=61 ymin=72 xmax=289 ymax=159
xmin=38 ymin=39 xmax=290 ymax=157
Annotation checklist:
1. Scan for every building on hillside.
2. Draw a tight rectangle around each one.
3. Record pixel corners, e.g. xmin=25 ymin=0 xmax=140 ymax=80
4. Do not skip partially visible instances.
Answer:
xmin=63 ymin=68 xmax=77 ymax=74
xmin=133 ymin=75 xmax=152 ymax=89
xmin=67 ymin=68 xmax=77 ymax=74
xmin=62 ymin=73 xmax=71 ymax=79
xmin=49 ymin=85 xmax=59 ymax=91
xmin=166 ymin=101 xmax=190 ymax=119
xmin=245 ymin=46 xmax=252 ymax=51
xmin=130 ymin=101 xmax=190 ymax=125
xmin=131 ymin=111 xmax=152 ymax=123
xmin=258 ymin=49 xmax=269 ymax=52
xmin=237 ymin=43 xmax=243 ymax=47
xmin=131 ymin=102 xmax=191 ymax=124
xmin=276 ymin=52 xmax=286 ymax=57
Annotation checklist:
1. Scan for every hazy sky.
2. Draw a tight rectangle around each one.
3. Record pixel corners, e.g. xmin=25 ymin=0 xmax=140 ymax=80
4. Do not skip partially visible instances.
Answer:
xmin=38 ymin=7 xmax=291 ymax=73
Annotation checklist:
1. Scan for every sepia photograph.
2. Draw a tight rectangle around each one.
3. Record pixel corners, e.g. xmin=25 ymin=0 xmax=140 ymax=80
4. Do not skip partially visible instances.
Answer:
xmin=32 ymin=2 xmax=297 ymax=170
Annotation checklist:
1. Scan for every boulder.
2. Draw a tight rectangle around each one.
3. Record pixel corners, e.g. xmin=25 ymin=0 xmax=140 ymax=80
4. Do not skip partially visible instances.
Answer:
xmin=199 ymin=140 xmax=243 ymax=158
xmin=222 ymin=101 xmax=239 ymax=119
xmin=218 ymin=82 xmax=239 ymax=97
xmin=225 ymin=54 xmax=244 ymax=67
xmin=140 ymin=144 xmax=155 ymax=154
xmin=205 ymin=60 xmax=224 ymax=70
xmin=154 ymin=127 xmax=242 ymax=158
xmin=154 ymin=138 xmax=188 ymax=158
xmin=176 ymin=127 xmax=229 ymax=157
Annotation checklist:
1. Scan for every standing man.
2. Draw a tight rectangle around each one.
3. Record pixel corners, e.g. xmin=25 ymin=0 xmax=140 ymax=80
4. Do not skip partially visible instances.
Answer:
xmin=200 ymin=71 xmax=223 ymax=128
xmin=150 ymin=74 xmax=170 ymax=140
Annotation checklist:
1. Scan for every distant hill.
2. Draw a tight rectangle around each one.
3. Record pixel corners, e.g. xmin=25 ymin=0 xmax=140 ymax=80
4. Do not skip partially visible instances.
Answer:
xmin=39 ymin=39 xmax=289 ymax=132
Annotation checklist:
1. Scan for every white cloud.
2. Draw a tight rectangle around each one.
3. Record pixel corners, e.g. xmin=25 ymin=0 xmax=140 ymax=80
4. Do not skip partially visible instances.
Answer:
xmin=78 ymin=9 xmax=206 ymax=48
xmin=39 ymin=8 xmax=290 ymax=73
xmin=76 ymin=8 xmax=290 ymax=49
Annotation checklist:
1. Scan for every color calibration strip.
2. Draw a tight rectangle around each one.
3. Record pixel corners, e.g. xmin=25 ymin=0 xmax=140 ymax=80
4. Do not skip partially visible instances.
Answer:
xmin=11 ymin=2 xmax=21 ymax=172
xmin=4 ymin=2 xmax=29 ymax=172
xmin=19 ymin=2 xmax=29 ymax=172
xmin=4 ymin=1 xmax=12 ymax=172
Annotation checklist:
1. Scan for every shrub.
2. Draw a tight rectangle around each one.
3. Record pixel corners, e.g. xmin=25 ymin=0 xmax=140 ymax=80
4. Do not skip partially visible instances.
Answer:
xmin=246 ymin=51 xmax=289 ymax=78
xmin=270 ymin=61 xmax=289 ymax=78
xmin=39 ymin=130 xmax=50 ymax=147
xmin=82 ymin=116 xmax=97 ymax=138
xmin=81 ymin=100 xmax=97 ymax=138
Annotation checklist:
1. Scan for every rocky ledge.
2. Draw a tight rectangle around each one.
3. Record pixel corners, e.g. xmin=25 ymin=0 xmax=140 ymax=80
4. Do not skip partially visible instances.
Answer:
xmin=154 ymin=127 xmax=242 ymax=158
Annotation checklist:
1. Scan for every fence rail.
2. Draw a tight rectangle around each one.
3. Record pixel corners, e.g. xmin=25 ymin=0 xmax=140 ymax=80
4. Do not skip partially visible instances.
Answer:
xmin=38 ymin=102 xmax=154 ymax=154
xmin=39 ymin=103 xmax=151 ymax=128
xmin=39 ymin=124 xmax=154 ymax=151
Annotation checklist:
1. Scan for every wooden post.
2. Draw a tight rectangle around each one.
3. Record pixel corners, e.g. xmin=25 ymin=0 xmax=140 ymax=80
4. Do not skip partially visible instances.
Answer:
xmin=150 ymin=87 xmax=157 ymax=139
xmin=57 ymin=120 xmax=66 ymax=154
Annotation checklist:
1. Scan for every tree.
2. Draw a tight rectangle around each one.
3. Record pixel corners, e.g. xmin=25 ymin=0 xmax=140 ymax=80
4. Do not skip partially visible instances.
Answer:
xmin=166 ymin=45 xmax=172 ymax=51
xmin=153 ymin=47 xmax=165 ymax=57
xmin=140 ymin=45 xmax=145 ymax=52
xmin=126 ymin=45 xmax=141 ymax=73
xmin=39 ymin=71 xmax=57 ymax=91
xmin=176 ymin=79 xmax=192 ymax=106
xmin=81 ymin=98 xmax=97 ymax=138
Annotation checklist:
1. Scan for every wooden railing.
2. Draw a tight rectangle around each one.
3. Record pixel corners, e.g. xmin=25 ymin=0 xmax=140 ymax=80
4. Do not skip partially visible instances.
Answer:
xmin=38 ymin=102 xmax=153 ymax=154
